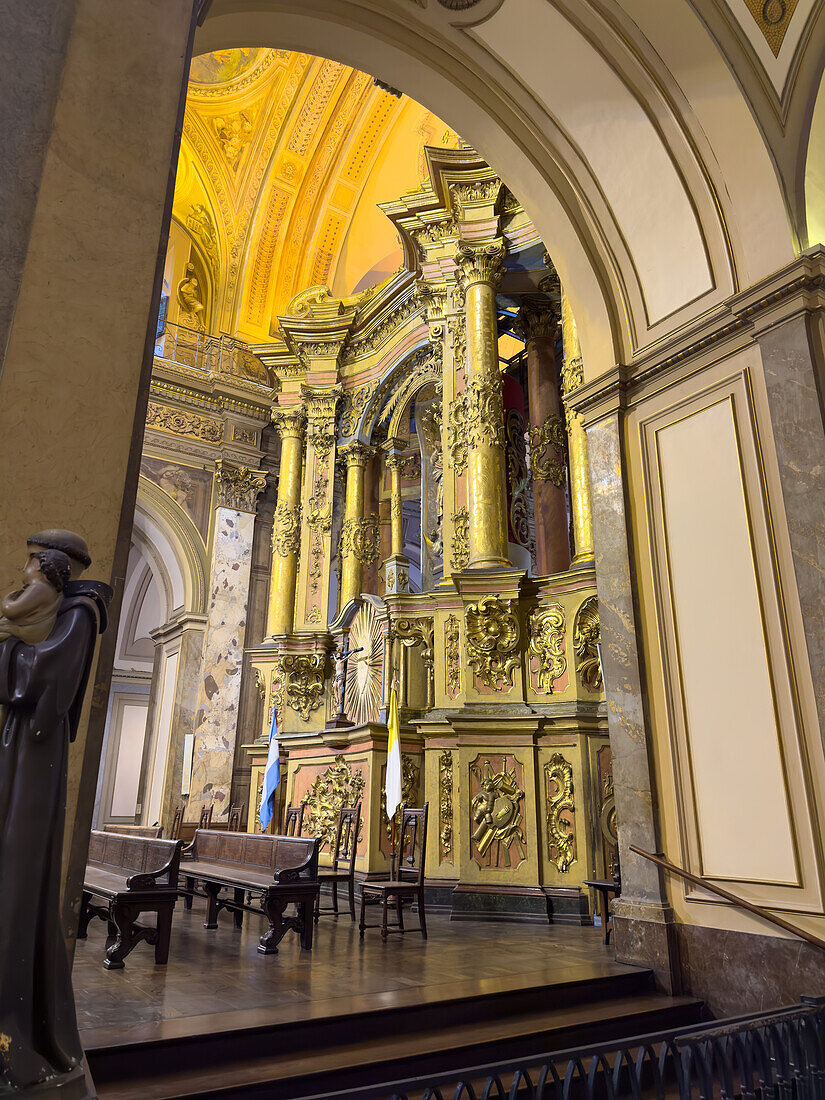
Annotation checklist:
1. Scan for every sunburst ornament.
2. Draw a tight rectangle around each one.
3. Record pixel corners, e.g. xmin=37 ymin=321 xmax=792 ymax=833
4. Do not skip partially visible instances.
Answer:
xmin=344 ymin=602 xmax=385 ymax=727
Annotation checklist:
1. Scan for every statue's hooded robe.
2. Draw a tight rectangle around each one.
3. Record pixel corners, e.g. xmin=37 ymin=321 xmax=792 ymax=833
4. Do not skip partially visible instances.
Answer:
xmin=0 ymin=581 xmax=110 ymax=1088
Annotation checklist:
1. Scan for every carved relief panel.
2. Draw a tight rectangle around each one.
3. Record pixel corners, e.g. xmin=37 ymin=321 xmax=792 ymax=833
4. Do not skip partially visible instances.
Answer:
xmin=469 ymin=753 xmax=527 ymax=871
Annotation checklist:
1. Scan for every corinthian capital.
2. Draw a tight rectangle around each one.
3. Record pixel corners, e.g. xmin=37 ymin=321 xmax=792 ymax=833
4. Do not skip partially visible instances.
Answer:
xmin=271 ymin=405 xmax=306 ymax=439
xmin=339 ymin=440 xmax=375 ymax=469
xmin=513 ymin=301 xmax=560 ymax=343
xmin=454 ymin=238 xmax=506 ymax=292
xmin=215 ymin=460 xmax=268 ymax=512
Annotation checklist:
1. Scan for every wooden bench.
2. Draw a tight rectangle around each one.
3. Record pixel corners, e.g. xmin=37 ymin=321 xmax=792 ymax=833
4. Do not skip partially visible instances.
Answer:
xmin=183 ymin=830 xmax=320 ymax=954
xmin=79 ymin=831 xmax=183 ymax=969
xmin=101 ymin=824 xmax=163 ymax=839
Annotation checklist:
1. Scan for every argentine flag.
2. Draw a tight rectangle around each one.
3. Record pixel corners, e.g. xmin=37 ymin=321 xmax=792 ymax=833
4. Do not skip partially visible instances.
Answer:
xmin=259 ymin=706 xmax=281 ymax=832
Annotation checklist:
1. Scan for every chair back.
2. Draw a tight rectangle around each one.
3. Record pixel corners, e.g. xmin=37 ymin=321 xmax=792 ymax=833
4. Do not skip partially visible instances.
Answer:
xmin=198 ymin=803 xmax=213 ymax=830
xmin=332 ymin=802 xmax=361 ymax=872
xmin=395 ymin=803 xmax=428 ymax=885
xmin=285 ymin=803 xmax=304 ymax=837
xmin=228 ymin=803 xmax=246 ymax=832
xmin=170 ymin=805 xmax=184 ymax=840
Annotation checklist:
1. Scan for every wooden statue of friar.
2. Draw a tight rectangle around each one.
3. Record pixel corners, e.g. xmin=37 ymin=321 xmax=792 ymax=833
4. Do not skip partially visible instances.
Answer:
xmin=0 ymin=530 xmax=112 ymax=1093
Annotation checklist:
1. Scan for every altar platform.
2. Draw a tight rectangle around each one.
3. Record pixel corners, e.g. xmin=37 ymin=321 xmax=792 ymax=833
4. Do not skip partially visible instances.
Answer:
xmin=74 ymin=901 xmax=702 ymax=1099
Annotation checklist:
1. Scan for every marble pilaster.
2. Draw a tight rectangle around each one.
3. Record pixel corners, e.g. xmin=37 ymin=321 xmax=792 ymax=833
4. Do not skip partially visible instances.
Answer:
xmin=586 ymin=413 xmax=678 ymax=988
xmin=756 ymin=309 xmax=825 ymax=760
xmin=187 ymin=462 xmax=266 ymax=822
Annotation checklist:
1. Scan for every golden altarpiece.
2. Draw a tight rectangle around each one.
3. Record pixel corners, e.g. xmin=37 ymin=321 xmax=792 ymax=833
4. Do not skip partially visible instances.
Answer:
xmin=235 ymin=147 xmax=613 ymax=923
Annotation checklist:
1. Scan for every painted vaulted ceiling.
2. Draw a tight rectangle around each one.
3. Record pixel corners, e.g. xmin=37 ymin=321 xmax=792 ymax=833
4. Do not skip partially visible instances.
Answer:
xmin=171 ymin=48 xmax=459 ymax=342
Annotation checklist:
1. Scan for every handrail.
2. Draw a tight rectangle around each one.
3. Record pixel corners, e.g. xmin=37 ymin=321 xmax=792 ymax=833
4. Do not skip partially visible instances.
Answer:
xmin=630 ymin=844 xmax=825 ymax=953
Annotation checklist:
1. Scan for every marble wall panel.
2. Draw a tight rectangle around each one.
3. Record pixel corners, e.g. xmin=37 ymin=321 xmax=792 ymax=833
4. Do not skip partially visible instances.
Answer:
xmin=758 ymin=315 xmax=825 ymax=758
xmin=187 ymin=508 xmax=256 ymax=820
xmin=586 ymin=414 xmax=665 ymax=908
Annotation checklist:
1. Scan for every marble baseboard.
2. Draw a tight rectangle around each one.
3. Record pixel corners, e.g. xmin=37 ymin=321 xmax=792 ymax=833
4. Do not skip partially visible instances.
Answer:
xmin=676 ymin=923 xmax=825 ymax=1017
xmin=613 ymin=901 xmax=681 ymax=994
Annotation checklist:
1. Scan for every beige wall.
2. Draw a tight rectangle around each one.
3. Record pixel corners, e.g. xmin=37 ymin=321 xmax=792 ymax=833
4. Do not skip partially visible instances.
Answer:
xmin=628 ymin=348 xmax=825 ymax=938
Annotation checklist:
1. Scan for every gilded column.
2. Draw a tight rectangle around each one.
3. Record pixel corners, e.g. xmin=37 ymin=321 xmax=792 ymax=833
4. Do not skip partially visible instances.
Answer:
xmin=455 ymin=238 xmax=509 ymax=568
xmin=338 ymin=441 xmax=376 ymax=610
xmin=294 ymin=385 xmax=341 ymax=629
xmin=267 ymin=406 xmax=306 ymax=636
xmin=383 ymin=440 xmax=410 ymax=594
xmin=561 ymin=289 xmax=594 ymax=563
xmin=516 ymin=301 xmax=570 ymax=574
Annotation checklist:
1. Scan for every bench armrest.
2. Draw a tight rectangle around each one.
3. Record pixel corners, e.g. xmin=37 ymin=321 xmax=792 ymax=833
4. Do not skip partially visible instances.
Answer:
xmin=273 ymin=867 xmax=301 ymax=884
xmin=126 ymin=840 xmax=183 ymax=890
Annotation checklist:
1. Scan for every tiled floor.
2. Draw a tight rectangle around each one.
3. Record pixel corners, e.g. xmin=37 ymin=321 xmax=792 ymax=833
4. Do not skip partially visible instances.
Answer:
xmin=73 ymin=899 xmax=627 ymax=1037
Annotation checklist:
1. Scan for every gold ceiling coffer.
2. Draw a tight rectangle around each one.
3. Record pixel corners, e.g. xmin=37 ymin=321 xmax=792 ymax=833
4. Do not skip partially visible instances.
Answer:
xmin=455 ymin=237 xmax=509 ymax=569
xmin=267 ymin=405 xmax=306 ymax=637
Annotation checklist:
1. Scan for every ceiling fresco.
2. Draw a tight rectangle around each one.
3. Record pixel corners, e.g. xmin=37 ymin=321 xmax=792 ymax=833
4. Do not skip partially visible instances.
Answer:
xmin=172 ymin=49 xmax=459 ymax=342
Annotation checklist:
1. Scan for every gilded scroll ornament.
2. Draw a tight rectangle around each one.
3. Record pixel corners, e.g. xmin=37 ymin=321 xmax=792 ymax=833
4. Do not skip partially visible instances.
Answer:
xmin=146 ymin=402 xmax=223 ymax=444
xmin=302 ymin=754 xmax=366 ymax=851
xmin=447 ymin=395 xmax=468 ymax=472
xmin=529 ymin=414 xmax=567 ymax=487
xmin=449 ymin=317 xmax=467 ymax=374
xmin=306 ymin=498 xmax=332 ymax=596
xmin=561 ymin=355 xmax=584 ymax=396
xmin=465 ymin=596 xmax=520 ymax=690
xmin=528 ymin=603 xmax=567 ymax=693
xmin=470 ymin=757 xmax=526 ymax=868
xmin=255 ymin=668 xmax=266 ymax=702
xmin=394 ymin=617 xmax=434 ymax=675
xmin=215 ymin=460 xmax=267 ymax=512
xmin=439 ymin=749 xmax=454 ymax=862
xmin=452 ymin=508 xmax=469 ymax=571
xmin=454 ymin=237 xmax=506 ymax=292
xmin=271 ymin=501 xmax=301 ymax=556
xmin=545 ymin=753 xmax=576 ymax=873
xmin=506 ymin=408 xmax=532 ymax=549
xmin=305 ymin=391 xmax=341 ymax=456
xmin=445 ymin=615 xmax=461 ymax=698
xmin=465 ymin=374 xmax=505 ymax=451
xmin=574 ymin=596 xmax=602 ymax=692
xmin=282 ymin=653 xmax=326 ymax=721
xmin=339 ymin=383 xmax=376 ymax=437
xmin=339 ymin=516 xmax=380 ymax=565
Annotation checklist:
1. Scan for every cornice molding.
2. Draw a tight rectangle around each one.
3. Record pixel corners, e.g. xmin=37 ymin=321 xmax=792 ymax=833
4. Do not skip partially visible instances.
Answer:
xmin=569 ymin=248 xmax=825 ymax=425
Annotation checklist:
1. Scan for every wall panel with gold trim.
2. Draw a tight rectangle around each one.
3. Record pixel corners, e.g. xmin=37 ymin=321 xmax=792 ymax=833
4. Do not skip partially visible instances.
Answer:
xmin=629 ymin=351 xmax=825 ymax=925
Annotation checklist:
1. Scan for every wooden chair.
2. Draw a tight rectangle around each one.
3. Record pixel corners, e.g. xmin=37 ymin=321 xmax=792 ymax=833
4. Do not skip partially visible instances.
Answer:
xmin=198 ymin=804 xmax=213 ymax=830
xmin=315 ymin=802 xmax=361 ymax=924
xmin=228 ymin=803 xmax=246 ymax=832
xmin=284 ymin=803 xmax=304 ymax=837
xmin=170 ymin=806 xmax=183 ymax=841
xmin=359 ymin=803 xmax=428 ymax=942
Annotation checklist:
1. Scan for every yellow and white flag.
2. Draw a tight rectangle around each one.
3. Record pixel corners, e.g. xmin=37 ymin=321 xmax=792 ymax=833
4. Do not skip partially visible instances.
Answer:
xmin=385 ymin=684 xmax=402 ymax=819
